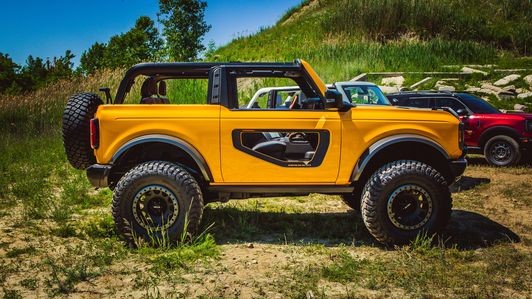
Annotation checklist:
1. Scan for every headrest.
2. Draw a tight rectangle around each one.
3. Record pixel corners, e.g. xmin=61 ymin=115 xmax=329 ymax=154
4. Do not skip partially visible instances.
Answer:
xmin=158 ymin=81 xmax=167 ymax=96
xmin=141 ymin=77 xmax=157 ymax=98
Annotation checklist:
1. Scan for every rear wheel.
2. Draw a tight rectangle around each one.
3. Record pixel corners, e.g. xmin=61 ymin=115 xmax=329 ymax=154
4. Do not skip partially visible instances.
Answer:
xmin=361 ymin=160 xmax=452 ymax=245
xmin=112 ymin=161 xmax=204 ymax=247
xmin=484 ymin=135 xmax=520 ymax=167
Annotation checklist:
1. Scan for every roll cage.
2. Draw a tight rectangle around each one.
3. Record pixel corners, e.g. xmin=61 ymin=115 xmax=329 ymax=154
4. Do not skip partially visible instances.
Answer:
xmin=113 ymin=59 xmax=326 ymax=106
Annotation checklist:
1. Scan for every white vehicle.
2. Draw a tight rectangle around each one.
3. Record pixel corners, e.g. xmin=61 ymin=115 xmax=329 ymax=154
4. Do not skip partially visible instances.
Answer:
xmin=245 ymin=82 xmax=390 ymax=109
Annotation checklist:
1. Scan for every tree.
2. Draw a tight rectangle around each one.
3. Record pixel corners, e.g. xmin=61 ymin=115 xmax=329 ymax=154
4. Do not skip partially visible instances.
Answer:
xmin=104 ymin=16 xmax=164 ymax=68
xmin=0 ymin=53 xmax=20 ymax=93
xmin=80 ymin=42 xmax=107 ymax=75
xmin=158 ymin=0 xmax=211 ymax=61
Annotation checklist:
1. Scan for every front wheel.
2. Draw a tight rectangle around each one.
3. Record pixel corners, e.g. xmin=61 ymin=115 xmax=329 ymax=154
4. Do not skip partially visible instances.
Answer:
xmin=484 ymin=135 xmax=520 ymax=167
xmin=112 ymin=161 xmax=204 ymax=247
xmin=361 ymin=160 xmax=452 ymax=245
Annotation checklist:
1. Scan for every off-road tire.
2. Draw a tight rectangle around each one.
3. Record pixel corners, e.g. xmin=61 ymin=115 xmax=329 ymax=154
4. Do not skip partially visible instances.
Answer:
xmin=484 ymin=135 xmax=521 ymax=167
xmin=62 ymin=93 xmax=103 ymax=169
xmin=112 ymin=161 xmax=204 ymax=247
xmin=361 ymin=160 xmax=452 ymax=245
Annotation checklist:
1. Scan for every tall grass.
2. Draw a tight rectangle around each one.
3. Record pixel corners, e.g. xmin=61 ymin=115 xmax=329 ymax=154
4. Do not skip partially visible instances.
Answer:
xmin=321 ymin=0 xmax=531 ymax=55
xmin=0 ymin=68 xmax=123 ymax=135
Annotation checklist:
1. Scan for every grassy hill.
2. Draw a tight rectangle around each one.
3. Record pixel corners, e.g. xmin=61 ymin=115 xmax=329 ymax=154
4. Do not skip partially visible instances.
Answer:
xmin=214 ymin=0 xmax=531 ymax=81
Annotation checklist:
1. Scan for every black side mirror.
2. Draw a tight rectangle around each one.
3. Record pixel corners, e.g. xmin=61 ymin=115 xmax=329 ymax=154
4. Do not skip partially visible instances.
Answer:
xmin=456 ymin=109 xmax=469 ymax=116
xmin=325 ymin=89 xmax=345 ymax=110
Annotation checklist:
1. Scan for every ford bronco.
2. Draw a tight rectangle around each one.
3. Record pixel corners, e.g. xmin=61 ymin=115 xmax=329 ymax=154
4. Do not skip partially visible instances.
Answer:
xmin=62 ymin=60 xmax=466 ymax=245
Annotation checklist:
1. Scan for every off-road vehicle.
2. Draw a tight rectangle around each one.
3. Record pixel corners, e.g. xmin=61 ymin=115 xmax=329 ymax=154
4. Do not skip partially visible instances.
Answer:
xmin=388 ymin=91 xmax=531 ymax=166
xmin=62 ymin=60 xmax=466 ymax=245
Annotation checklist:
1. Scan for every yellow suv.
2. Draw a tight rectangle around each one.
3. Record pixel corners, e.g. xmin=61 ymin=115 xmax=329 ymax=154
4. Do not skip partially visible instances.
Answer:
xmin=62 ymin=59 xmax=466 ymax=245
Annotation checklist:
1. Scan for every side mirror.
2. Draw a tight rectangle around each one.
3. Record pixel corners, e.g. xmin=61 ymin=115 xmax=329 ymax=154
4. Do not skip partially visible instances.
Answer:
xmin=456 ymin=109 xmax=469 ymax=116
xmin=325 ymin=89 xmax=346 ymax=110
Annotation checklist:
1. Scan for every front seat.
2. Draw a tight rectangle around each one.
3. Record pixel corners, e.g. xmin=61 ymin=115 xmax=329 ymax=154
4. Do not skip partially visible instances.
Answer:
xmin=140 ymin=78 xmax=170 ymax=104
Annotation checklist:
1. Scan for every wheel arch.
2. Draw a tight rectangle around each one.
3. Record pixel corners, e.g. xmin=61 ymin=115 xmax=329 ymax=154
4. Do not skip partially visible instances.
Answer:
xmin=351 ymin=135 xmax=453 ymax=185
xmin=478 ymin=126 xmax=521 ymax=148
xmin=109 ymin=134 xmax=213 ymax=186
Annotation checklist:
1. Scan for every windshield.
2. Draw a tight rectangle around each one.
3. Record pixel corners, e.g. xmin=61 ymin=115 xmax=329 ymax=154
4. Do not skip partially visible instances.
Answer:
xmin=341 ymin=85 xmax=390 ymax=105
xmin=457 ymin=93 xmax=500 ymax=114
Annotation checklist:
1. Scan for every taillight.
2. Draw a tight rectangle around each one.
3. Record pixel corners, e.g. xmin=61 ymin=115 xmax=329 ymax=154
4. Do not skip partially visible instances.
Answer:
xmin=90 ymin=118 xmax=99 ymax=149
xmin=458 ymin=122 xmax=465 ymax=151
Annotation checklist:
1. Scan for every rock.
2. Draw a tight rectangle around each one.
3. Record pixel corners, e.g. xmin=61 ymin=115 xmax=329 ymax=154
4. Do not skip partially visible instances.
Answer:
xmin=514 ymin=104 xmax=527 ymax=111
xmin=498 ymin=92 xmax=516 ymax=100
xmin=478 ymin=88 xmax=498 ymax=95
xmin=438 ymin=85 xmax=456 ymax=91
xmin=481 ymin=83 xmax=504 ymax=93
xmin=306 ymin=290 xmax=315 ymax=299
xmin=502 ymin=85 xmax=516 ymax=93
xmin=516 ymin=88 xmax=529 ymax=94
xmin=517 ymin=92 xmax=532 ymax=99
xmin=466 ymin=87 xmax=481 ymax=92
xmin=461 ymin=66 xmax=488 ymax=76
xmin=379 ymin=85 xmax=400 ymax=94
xmin=524 ymin=74 xmax=532 ymax=86
xmin=435 ymin=80 xmax=455 ymax=90
xmin=251 ymin=259 xmax=258 ymax=264
xmin=381 ymin=76 xmax=405 ymax=87
xmin=494 ymin=74 xmax=521 ymax=86
xmin=246 ymin=243 xmax=254 ymax=249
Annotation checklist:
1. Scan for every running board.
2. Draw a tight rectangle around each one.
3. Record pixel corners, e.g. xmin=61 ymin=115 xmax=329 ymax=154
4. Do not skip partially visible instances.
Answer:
xmin=208 ymin=185 xmax=354 ymax=194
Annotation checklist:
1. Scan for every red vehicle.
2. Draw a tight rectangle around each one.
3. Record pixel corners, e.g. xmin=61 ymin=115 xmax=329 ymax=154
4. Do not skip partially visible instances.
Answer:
xmin=387 ymin=91 xmax=531 ymax=166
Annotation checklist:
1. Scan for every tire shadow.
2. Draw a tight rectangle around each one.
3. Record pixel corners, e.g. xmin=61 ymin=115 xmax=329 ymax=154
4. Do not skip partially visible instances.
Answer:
xmin=444 ymin=210 xmax=520 ymax=249
xmin=202 ymin=204 xmax=519 ymax=249
xmin=450 ymin=175 xmax=490 ymax=193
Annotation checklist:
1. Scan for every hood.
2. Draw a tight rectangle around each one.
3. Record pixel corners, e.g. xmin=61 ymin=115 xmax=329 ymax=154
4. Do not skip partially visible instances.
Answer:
xmin=350 ymin=105 xmax=460 ymax=123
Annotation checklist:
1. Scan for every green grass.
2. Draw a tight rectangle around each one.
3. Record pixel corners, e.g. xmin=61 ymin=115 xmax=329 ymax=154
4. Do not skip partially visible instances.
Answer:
xmin=321 ymin=0 xmax=530 ymax=55
xmin=279 ymin=238 xmax=530 ymax=298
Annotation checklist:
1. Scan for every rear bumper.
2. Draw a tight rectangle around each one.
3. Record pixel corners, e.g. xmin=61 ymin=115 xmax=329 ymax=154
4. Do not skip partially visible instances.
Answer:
xmin=86 ymin=164 xmax=111 ymax=188
xmin=449 ymin=158 xmax=467 ymax=181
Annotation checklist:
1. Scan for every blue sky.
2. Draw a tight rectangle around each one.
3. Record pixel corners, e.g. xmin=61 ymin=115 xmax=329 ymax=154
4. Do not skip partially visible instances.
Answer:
xmin=0 ymin=0 xmax=302 ymax=66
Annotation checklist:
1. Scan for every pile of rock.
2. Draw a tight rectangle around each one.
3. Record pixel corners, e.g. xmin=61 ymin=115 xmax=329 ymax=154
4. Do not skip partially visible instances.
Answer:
xmin=465 ymin=74 xmax=531 ymax=111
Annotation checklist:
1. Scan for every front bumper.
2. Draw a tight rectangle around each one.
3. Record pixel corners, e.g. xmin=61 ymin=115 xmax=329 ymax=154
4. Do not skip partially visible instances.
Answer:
xmin=520 ymin=137 xmax=532 ymax=150
xmin=449 ymin=158 xmax=467 ymax=181
xmin=86 ymin=164 xmax=112 ymax=188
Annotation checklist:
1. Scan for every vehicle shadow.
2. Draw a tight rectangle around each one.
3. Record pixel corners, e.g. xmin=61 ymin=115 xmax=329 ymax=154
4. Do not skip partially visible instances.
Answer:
xmin=202 ymin=205 xmax=519 ymax=250
xmin=450 ymin=175 xmax=490 ymax=193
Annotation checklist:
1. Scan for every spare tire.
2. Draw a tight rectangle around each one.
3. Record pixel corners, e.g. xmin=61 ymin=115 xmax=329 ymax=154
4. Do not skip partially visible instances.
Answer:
xmin=62 ymin=93 xmax=103 ymax=170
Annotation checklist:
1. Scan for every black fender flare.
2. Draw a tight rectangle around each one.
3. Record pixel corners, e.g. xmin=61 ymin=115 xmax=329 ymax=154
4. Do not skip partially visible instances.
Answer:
xmin=111 ymin=134 xmax=213 ymax=182
xmin=351 ymin=134 xmax=450 ymax=181
xmin=478 ymin=126 xmax=521 ymax=148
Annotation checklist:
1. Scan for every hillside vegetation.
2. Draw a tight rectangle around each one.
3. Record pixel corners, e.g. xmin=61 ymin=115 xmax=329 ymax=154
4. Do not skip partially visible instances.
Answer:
xmin=214 ymin=0 xmax=530 ymax=81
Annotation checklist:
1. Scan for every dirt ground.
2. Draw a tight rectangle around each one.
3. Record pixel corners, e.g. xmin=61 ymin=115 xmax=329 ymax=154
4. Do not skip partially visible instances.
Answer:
xmin=0 ymin=158 xmax=531 ymax=298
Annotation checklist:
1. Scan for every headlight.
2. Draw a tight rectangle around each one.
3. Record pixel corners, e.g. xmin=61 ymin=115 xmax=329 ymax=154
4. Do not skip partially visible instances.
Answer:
xmin=526 ymin=120 xmax=532 ymax=132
